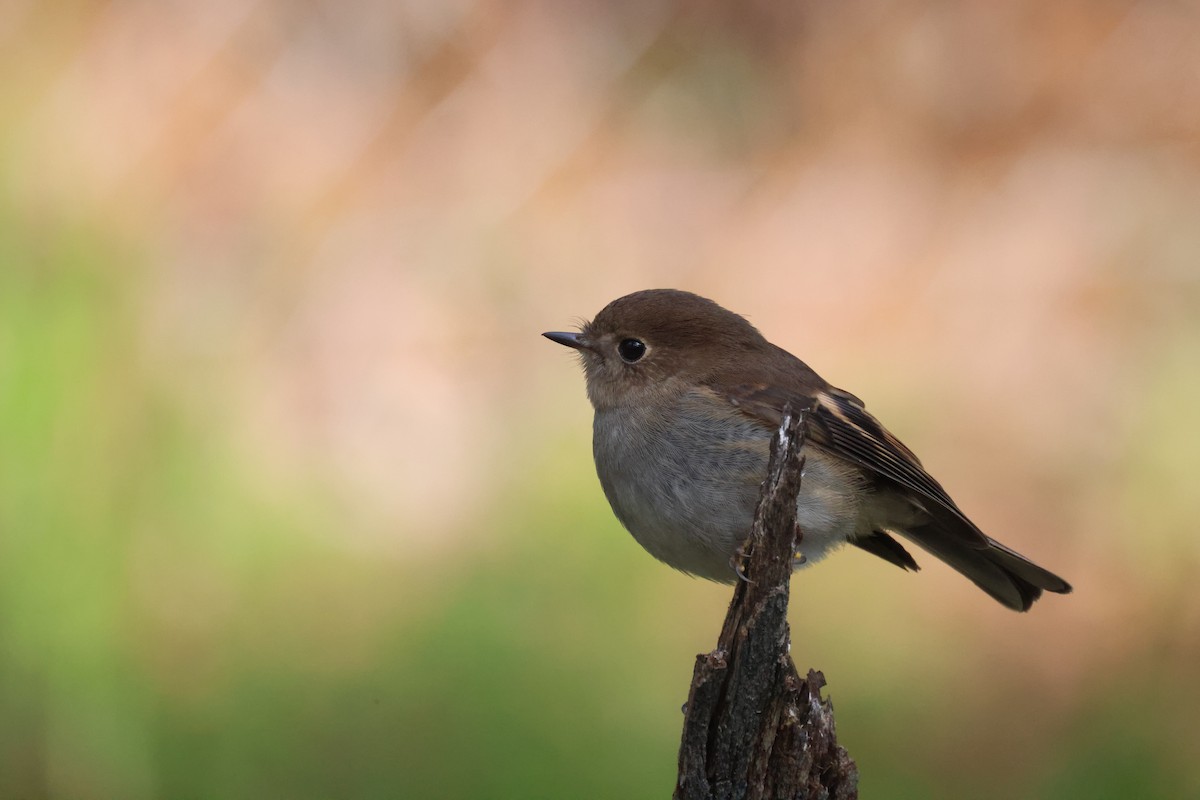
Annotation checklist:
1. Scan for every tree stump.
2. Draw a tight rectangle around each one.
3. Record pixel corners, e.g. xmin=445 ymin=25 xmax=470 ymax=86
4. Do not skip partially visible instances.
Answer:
xmin=675 ymin=407 xmax=859 ymax=800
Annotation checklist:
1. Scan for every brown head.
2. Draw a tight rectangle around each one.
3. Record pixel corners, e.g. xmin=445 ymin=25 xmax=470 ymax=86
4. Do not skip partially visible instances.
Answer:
xmin=543 ymin=289 xmax=771 ymax=410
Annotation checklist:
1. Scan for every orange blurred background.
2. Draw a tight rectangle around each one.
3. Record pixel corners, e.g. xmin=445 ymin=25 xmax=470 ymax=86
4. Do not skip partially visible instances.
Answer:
xmin=1 ymin=1 xmax=1198 ymax=798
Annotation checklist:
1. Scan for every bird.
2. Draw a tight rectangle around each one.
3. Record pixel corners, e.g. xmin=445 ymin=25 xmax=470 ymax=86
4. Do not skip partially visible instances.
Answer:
xmin=544 ymin=289 xmax=1071 ymax=611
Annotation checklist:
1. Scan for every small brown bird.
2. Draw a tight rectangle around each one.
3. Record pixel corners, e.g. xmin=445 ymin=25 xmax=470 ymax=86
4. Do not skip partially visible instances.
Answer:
xmin=545 ymin=289 xmax=1071 ymax=611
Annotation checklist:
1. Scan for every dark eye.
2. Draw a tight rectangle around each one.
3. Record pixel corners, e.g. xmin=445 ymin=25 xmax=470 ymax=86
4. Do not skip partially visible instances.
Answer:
xmin=617 ymin=338 xmax=646 ymax=363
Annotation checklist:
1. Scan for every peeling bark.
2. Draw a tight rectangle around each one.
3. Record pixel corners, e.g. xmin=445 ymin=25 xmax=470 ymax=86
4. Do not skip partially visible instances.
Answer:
xmin=675 ymin=407 xmax=859 ymax=800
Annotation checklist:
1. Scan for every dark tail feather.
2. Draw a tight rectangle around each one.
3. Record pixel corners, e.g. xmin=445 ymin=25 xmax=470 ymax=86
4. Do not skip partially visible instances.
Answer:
xmin=853 ymin=531 xmax=920 ymax=572
xmin=898 ymin=524 xmax=1072 ymax=612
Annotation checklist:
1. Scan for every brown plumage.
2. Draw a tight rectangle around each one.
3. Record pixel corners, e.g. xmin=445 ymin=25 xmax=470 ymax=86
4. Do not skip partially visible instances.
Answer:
xmin=545 ymin=289 xmax=1072 ymax=611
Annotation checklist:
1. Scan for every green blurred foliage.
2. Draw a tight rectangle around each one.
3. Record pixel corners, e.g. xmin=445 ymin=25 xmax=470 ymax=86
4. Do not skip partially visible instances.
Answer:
xmin=0 ymin=234 xmax=681 ymax=797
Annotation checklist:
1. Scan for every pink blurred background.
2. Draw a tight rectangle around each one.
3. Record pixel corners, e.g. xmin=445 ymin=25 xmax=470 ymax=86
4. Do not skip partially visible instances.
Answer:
xmin=2 ymin=1 xmax=1198 ymax=797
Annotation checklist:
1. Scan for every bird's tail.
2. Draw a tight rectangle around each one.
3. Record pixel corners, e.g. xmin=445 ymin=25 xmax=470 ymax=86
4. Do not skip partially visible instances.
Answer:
xmin=901 ymin=524 xmax=1072 ymax=611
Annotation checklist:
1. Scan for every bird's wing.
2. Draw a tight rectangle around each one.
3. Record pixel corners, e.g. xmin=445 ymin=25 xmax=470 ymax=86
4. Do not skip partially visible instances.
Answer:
xmin=716 ymin=374 xmax=989 ymax=550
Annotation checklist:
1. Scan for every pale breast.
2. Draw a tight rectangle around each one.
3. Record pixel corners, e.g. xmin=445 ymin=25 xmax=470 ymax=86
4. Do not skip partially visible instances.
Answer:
xmin=592 ymin=390 xmax=864 ymax=581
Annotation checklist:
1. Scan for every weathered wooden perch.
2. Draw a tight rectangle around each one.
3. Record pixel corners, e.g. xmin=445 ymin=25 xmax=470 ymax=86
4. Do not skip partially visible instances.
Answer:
xmin=675 ymin=407 xmax=859 ymax=800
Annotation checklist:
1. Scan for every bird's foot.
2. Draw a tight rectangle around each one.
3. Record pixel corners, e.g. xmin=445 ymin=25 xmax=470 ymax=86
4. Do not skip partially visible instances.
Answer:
xmin=730 ymin=543 xmax=754 ymax=584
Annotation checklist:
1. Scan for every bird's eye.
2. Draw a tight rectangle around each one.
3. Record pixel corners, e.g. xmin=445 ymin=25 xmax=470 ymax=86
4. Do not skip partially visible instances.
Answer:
xmin=617 ymin=338 xmax=646 ymax=363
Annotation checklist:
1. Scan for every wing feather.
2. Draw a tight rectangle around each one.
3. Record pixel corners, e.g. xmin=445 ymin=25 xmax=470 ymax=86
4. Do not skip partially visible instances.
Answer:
xmin=717 ymin=379 xmax=988 ymax=549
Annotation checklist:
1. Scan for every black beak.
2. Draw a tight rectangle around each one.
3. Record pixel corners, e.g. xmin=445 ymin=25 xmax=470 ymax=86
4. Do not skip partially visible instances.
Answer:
xmin=542 ymin=331 xmax=588 ymax=350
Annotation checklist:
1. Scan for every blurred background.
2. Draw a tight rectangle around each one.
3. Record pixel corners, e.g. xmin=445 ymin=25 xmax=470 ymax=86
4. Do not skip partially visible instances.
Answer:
xmin=1 ymin=1 xmax=1198 ymax=797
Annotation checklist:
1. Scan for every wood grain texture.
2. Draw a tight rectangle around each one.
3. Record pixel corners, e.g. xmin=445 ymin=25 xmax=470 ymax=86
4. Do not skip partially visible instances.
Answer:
xmin=674 ymin=407 xmax=859 ymax=800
